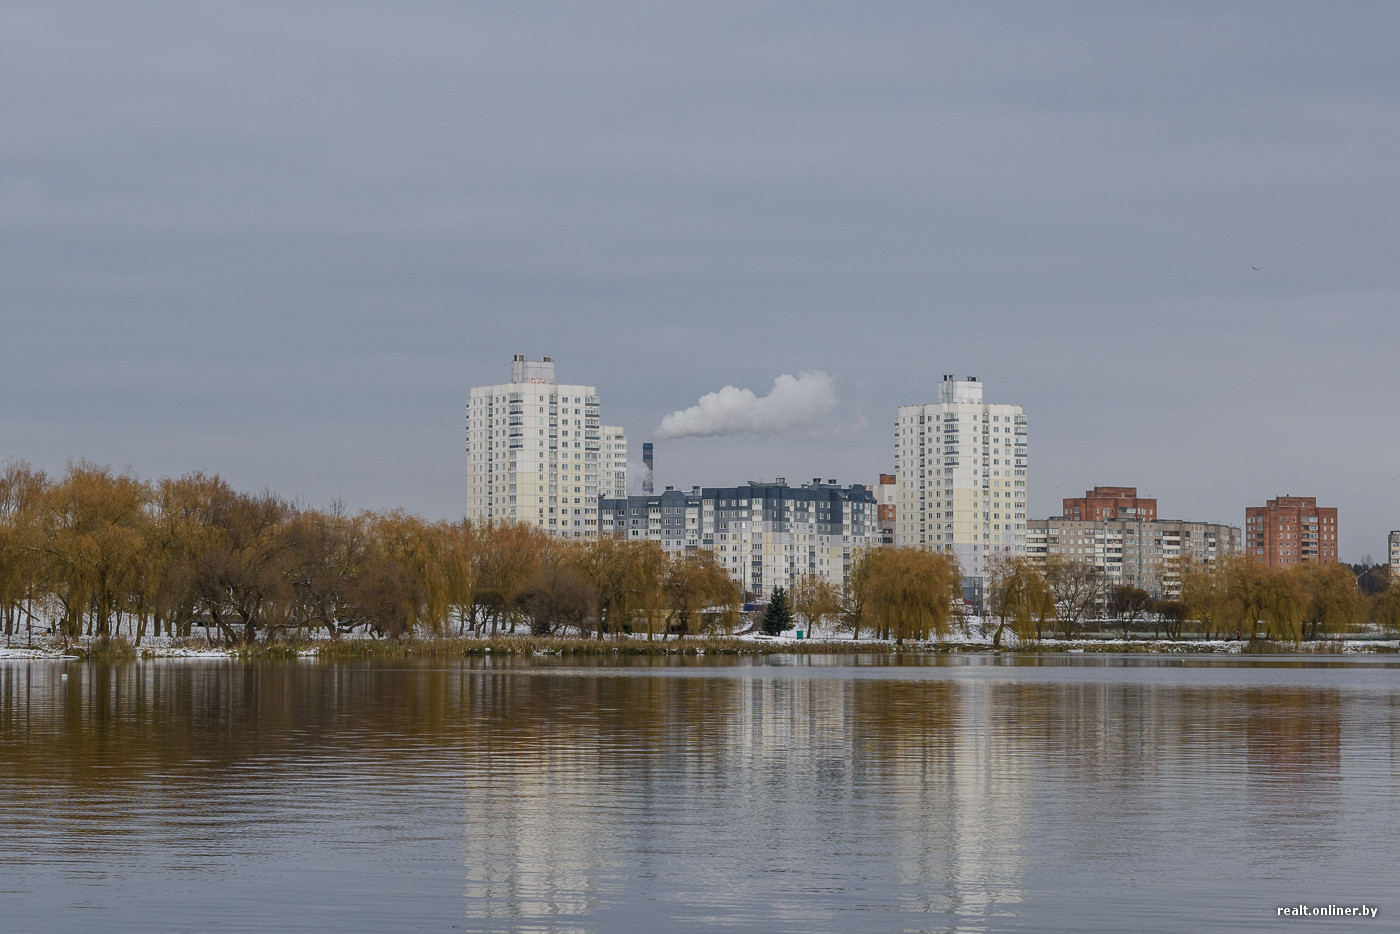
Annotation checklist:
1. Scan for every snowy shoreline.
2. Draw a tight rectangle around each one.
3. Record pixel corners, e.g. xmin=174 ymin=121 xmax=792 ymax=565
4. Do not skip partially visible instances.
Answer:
xmin=3 ymin=629 xmax=1397 ymax=661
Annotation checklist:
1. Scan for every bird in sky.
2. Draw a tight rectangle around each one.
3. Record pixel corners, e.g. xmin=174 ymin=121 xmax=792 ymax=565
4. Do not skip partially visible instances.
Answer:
xmin=1251 ymin=266 xmax=1261 ymax=271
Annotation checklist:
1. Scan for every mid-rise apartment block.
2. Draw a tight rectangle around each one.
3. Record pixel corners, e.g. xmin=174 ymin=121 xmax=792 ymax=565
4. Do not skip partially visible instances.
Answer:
xmin=894 ymin=375 xmax=1027 ymax=603
xmin=600 ymin=478 xmax=877 ymax=601
xmin=1063 ymin=486 xmax=1157 ymax=522
xmin=1244 ymin=496 xmax=1338 ymax=567
xmin=875 ymin=473 xmax=896 ymax=546
xmin=466 ymin=355 xmax=626 ymax=538
xmin=1026 ymin=516 xmax=1241 ymax=599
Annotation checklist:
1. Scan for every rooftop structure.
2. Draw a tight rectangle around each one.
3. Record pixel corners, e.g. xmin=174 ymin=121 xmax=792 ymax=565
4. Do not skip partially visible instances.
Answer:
xmin=1063 ymin=486 xmax=1157 ymax=522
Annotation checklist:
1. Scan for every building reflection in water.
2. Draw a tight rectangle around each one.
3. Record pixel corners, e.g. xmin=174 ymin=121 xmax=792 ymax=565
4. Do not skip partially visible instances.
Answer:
xmin=0 ymin=657 xmax=1394 ymax=933
xmin=455 ymin=663 xmax=1031 ymax=930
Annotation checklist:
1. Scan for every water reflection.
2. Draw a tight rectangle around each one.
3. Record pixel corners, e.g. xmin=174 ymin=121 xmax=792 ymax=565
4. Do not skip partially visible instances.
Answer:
xmin=0 ymin=657 xmax=1395 ymax=933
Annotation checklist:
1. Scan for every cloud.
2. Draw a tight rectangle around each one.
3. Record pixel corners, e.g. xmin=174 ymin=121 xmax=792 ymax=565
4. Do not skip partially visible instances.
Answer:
xmin=655 ymin=371 xmax=838 ymax=441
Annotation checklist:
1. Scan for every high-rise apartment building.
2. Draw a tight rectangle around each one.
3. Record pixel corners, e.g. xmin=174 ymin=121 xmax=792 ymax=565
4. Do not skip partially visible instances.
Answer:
xmin=1390 ymin=530 xmax=1399 ymax=576
xmin=599 ymin=478 xmax=877 ymax=601
xmin=601 ymin=426 xmax=628 ymax=500
xmin=1244 ymin=496 xmax=1338 ymax=567
xmin=465 ymin=355 xmax=626 ymax=538
xmin=1063 ymin=486 xmax=1157 ymax=522
xmin=894 ymin=375 xmax=1027 ymax=603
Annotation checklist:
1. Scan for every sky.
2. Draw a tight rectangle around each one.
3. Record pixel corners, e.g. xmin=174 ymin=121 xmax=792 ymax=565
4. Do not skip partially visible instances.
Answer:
xmin=2 ymin=2 xmax=1398 ymax=561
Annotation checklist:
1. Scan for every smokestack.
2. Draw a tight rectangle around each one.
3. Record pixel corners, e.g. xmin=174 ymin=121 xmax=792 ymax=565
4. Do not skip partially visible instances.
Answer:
xmin=642 ymin=442 xmax=654 ymax=494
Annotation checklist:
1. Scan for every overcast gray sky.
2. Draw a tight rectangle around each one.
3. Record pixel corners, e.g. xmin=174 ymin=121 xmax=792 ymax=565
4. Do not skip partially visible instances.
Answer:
xmin=3 ymin=2 xmax=1398 ymax=561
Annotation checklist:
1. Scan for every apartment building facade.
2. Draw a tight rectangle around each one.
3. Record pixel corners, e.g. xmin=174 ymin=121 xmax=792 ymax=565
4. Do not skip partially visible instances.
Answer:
xmin=1244 ymin=496 xmax=1339 ymax=567
xmin=1026 ymin=516 xmax=1242 ymax=599
xmin=894 ymin=375 xmax=1027 ymax=603
xmin=601 ymin=426 xmax=628 ymax=500
xmin=466 ymin=355 xmax=626 ymax=538
xmin=875 ymin=473 xmax=896 ymax=546
xmin=599 ymin=478 xmax=877 ymax=600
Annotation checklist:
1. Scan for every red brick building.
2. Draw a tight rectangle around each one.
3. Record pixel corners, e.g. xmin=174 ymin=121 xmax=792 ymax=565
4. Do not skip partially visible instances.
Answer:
xmin=1244 ymin=496 xmax=1339 ymax=567
xmin=1062 ymin=486 xmax=1157 ymax=521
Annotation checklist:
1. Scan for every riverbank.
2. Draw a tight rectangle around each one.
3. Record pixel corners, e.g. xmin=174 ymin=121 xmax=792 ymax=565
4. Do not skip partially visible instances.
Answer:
xmin=3 ymin=631 xmax=1397 ymax=660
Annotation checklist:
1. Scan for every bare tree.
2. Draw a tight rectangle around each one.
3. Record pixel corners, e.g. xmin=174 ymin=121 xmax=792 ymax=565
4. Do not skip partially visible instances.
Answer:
xmin=1108 ymin=586 xmax=1151 ymax=639
xmin=1043 ymin=556 xmax=1103 ymax=639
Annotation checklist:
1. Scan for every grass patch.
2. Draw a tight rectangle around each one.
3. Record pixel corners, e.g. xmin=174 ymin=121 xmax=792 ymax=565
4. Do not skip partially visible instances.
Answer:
xmin=232 ymin=642 xmax=305 ymax=660
xmin=85 ymin=636 xmax=138 ymax=662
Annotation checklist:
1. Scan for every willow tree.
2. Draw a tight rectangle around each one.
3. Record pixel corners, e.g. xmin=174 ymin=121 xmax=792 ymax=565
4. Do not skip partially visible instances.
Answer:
xmin=986 ymin=556 xmax=1054 ymax=647
xmin=1258 ymin=566 xmax=1307 ymax=643
xmin=281 ymin=506 xmax=373 ymax=639
xmin=1178 ymin=558 xmax=1230 ymax=639
xmin=1301 ymin=562 xmax=1363 ymax=641
xmin=471 ymin=521 xmax=548 ymax=635
xmin=663 ymin=550 xmax=739 ymax=638
xmin=626 ymin=539 xmax=669 ymax=640
xmin=0 ymin=461 xmax=48 ymax=643
xmin=1215 ymin=555 xmax=1269 ymax=639
xmin=368 ymin=512 xmax=464 ymax=636
xmin=851 ymin=547 xmax=961 ymax=645
xmin=444 ymin=520 xmax=478 ymax=636
xmin=790 ymin=573 xmax=842 ymax=637
xmin=575 ymin=537 xmax=633 ymax=638
xmin=178 ymin=479 xmax=294 ymax=645
xmin=149 ymin=473 xmax=228 ymax=640
xmin=524 ymin=539 xmax=595 ymax=636
xmin=1373 ymin=577 xmax=1400 ymax=636
xmin=37 ymin=461 xmax=151 ymax=642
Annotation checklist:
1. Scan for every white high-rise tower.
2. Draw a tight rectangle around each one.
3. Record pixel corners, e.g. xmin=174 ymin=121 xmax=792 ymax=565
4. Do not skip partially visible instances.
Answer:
xmin=894 ymin=375 xmax=1027 ymax=604
xmin=466 ymin=355 xmax=626 ymax=538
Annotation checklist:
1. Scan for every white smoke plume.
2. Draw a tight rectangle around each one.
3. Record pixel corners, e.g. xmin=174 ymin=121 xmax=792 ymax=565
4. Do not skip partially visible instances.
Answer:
xmin=655 ymin=371 xmax=838 ymax=440
xmin=627 ymin=462 xmax=653 ymax=495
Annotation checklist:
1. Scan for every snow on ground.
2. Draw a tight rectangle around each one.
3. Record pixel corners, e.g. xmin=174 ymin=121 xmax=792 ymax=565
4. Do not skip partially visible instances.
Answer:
xmin=3 ymin=620 xmax=1397 ymax=660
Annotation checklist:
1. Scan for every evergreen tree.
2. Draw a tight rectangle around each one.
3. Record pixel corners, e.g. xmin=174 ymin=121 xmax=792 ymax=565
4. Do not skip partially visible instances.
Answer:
xmin=761 ymin=587 xmax=793 ymax=635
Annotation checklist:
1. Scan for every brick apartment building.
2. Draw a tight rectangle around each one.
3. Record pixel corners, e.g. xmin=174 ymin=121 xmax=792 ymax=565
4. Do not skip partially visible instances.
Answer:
xmin=1244 ymin=495 xmax=1339 ymax=567
xmin=1062 ymin=486 xmax=1158 ymax=522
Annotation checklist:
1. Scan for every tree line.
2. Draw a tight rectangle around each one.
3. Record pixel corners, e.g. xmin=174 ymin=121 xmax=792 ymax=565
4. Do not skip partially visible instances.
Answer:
xmin=985 ymin=553 xmax=1396 ymax=643
xmin=0 ymin=460 xmax=971 ymax=647
xmin=4 ymin=460 xmax=1389 ymax=648
xmin=0 ymin=461 xmax=740 ymax=645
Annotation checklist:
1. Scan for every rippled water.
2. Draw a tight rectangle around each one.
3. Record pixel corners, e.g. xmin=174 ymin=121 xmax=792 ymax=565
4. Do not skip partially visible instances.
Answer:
xmin=1 ymin=654 xmax=1396 ymax=933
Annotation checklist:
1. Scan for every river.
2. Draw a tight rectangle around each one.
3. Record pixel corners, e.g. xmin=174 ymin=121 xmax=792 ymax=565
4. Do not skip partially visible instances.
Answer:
xmin=1 ymin=654 xmax=1395 ymax=932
